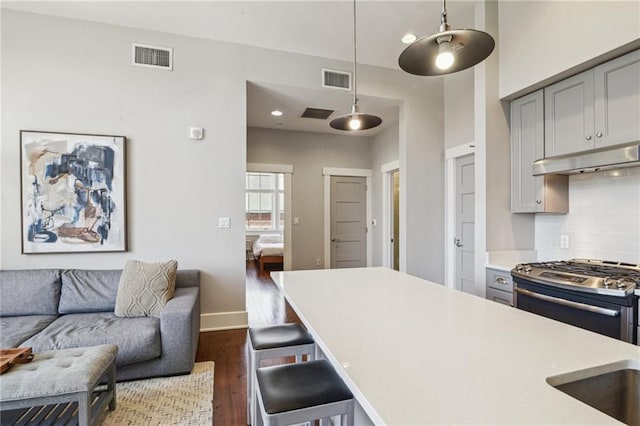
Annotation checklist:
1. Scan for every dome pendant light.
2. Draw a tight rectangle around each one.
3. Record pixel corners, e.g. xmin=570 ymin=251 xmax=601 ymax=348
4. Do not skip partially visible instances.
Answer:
xmin=330 ymin=0 xmax=382 ymax=131
xmin=398 ymin=0 xmax=495 ymax=76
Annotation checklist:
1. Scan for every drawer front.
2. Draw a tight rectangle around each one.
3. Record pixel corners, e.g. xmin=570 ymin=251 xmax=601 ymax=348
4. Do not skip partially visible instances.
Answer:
xmin=486 ymin=287 xmax=514 ymax=306
xmin=486 ymin=269 xmax=513 ymax=293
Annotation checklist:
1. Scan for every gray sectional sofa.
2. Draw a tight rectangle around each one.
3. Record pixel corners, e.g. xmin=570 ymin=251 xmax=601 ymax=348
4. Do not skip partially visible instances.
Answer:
xmin=0 ymin=268 xmax=200 ymax=381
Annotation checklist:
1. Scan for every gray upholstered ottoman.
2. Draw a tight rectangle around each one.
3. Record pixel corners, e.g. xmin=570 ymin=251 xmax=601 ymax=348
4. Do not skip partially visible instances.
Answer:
xmin=0 ymin=344 xmax=117 ymax=426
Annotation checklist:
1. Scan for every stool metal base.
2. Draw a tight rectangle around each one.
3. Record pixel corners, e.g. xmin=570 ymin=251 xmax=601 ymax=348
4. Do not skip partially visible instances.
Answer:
xmin=255 ymin=363 xmax=354 ymax=426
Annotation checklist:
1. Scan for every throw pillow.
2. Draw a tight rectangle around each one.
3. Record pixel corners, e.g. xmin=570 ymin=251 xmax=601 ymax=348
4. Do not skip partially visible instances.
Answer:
xmin=114 ymin=259 xmax=178 ymax=318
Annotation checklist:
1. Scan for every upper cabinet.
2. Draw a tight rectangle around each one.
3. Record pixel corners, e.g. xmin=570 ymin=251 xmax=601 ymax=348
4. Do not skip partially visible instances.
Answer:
xmin=544 ymin=50 xmax=640 ymax=157
xmin=544 ymin=71 xmax=594 ymax=157
xmin=594 ymin=50 xmax=640 ymax=148
xmin=511 ymin=90 xmax=568 ymax=213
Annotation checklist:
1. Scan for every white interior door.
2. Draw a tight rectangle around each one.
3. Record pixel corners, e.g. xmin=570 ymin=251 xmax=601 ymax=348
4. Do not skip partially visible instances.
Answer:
xmin=330 ymin=176 xmax=366 ymax=269
xmin=455 ymin=154 xmax=475 ymax=294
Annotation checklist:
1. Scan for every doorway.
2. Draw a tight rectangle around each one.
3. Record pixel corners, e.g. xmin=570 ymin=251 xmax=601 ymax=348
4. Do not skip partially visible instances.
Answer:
xmin=246 ymin=163 xmax=293 ymax=271
xmin=381 ymin=160 xmax=400 ymax=270
xmin=391 ymin=171 xmax=400 ymax=271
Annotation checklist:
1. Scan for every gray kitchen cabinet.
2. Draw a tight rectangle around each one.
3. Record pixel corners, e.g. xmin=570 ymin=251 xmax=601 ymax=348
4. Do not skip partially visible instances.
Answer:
xmin=486 ymin=268 xmax=513 ymax=307
xmin=544 ymin=70 xmax=594 ymax=157
xmin=511 ymin=90 xmax=568 ymax=213
xmin=545 ymin=49 xmax=640 ymax=157
xmin=594 ymin=50 xmax=640 ymax=148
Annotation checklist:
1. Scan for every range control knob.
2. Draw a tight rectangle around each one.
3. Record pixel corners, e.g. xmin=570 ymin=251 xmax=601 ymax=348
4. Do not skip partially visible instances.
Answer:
xmin=617 ymin=280 xmax=630 ymax=289
xmin=516 ymin=264 xmax=525 ymax=272
xmin=603 ymin=277 xmax=614 ymax=287
xmin=524 ymin=266 xmax=532 ymax=273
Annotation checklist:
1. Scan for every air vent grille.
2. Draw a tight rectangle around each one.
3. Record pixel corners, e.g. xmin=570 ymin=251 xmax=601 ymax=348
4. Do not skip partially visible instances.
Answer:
xmin=132 ymin=43 xmax=173 ymax=70
xmin=322 ymin=68 xmax=351 ymax=91
xmin=301 ymin=108 xmax=334 ymax=120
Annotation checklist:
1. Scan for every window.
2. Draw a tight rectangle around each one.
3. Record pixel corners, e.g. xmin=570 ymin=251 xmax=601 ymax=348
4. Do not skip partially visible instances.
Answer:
xmin=245 ymin=172 xmax=284 ymax=231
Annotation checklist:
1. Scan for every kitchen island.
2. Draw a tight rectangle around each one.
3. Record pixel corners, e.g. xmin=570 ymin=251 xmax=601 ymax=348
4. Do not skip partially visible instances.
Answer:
xmin=272 ymin=267 xmax=640 ymax=425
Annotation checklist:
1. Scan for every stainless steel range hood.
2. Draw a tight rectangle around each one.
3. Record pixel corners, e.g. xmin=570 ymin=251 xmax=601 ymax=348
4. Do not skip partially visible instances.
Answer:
xmin=532 ymin=142 xmax=640 ymax=176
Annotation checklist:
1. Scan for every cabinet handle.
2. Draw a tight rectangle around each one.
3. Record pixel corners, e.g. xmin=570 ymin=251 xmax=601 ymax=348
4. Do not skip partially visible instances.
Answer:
xmin=585 ymin=135 xmax=592 ymax=141
xmin=536 ymin=200 xmax=542 ymax=204
xmin=496 ymin=277 xmax=509 ymax=285
xmin=596 ymin=132 xmax=603 ymax=138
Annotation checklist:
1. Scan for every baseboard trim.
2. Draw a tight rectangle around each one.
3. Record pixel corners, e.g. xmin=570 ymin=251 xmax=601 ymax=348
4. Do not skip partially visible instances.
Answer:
xmin=200 ymin=311 xmax=248 ymax=332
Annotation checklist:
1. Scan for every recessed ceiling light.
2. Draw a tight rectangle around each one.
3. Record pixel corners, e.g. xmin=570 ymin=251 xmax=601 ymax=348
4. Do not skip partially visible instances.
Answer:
xmin=271 ymin=110 xmax=283 ymax=117
xmin=401 ymin=33 xmax=417 ymax=44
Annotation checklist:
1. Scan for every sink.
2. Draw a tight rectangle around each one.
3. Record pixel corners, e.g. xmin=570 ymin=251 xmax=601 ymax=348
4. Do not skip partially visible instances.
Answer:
xmin=547 ymin=360 xmax=640 ymax=425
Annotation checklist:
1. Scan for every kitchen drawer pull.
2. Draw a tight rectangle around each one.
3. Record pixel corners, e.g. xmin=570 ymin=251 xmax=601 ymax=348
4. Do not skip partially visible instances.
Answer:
xmin=496 ymin=277 xmax=509 ymax=285
xmin=515 ymin=288 xmax=619 ymax=317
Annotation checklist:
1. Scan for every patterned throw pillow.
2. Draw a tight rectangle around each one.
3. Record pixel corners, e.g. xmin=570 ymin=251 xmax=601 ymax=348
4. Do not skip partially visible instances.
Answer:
xmin=114 ymin=259 xmax=178 ymax=318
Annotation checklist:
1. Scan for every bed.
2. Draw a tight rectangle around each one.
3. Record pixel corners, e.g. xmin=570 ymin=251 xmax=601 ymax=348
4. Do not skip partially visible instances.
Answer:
xmin=252 ymin=234 xmax=284 ymax=272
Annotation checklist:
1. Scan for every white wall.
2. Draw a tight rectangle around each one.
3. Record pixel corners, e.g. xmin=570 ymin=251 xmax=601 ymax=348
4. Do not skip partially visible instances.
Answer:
xmin=1 ymin=10 xmax=248 ymax=330
xmin=370 ymin=124 xmax=399 ymax=266
xmin=246 ymin=127 xmax=373 ymax=270
xmin=2 ymin=10 xmax=445 ymax=328
xmin=499 ymin=1 xmax=640 ymax=98
xmin=444 ymin=69 xmax=474 ymax=150
xmin=535 ymin=168 xmax=640 ymax=263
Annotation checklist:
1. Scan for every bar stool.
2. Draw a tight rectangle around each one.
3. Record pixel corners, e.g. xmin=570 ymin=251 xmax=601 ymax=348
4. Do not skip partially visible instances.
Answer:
xmin=255 ymin=359 xmax=354 ymax=426
xmin=247 ymin=323 xmax=315 ymax=425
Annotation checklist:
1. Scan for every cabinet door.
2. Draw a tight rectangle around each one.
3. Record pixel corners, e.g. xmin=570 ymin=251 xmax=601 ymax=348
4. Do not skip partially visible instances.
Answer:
xmin=594 ymin=50 xmax=640 ymax=148
xmin=545 ymin=70 xmax=595 ymax=157
xmin=511 ymin=90 xmax=544 ymax=212
xmin=486 ymin=287 xmax=513 ymax=306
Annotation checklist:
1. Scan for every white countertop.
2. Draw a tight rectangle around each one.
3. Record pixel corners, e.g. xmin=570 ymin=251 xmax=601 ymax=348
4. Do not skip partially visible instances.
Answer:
xmin=272 ymin=267 xmax=640 ymax=425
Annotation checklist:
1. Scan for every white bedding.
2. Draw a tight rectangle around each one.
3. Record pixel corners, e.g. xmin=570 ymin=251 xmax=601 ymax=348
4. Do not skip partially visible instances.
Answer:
xmin=252 ymin=235 xmax=284 ymax=257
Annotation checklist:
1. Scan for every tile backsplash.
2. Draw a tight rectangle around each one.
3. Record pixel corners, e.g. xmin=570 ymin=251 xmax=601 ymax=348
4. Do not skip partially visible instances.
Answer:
xmin=535 ymin=167 xmax=640 ymax=263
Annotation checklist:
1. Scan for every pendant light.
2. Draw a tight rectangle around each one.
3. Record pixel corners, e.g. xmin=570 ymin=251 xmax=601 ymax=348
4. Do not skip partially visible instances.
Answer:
xmin=330 ymin=0 xmax=382 ymax=131
xmin=398 ymin=0 xmax=495 ymax=76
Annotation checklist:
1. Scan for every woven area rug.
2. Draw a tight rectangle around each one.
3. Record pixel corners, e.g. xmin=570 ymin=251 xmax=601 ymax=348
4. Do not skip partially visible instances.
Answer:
xmin=98 ymin=361 xmax=214 ymax=425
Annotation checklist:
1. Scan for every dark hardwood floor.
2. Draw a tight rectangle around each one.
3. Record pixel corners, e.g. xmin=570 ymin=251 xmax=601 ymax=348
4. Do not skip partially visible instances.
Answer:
xmin=195 ymin=260 xmax=299 ymax=425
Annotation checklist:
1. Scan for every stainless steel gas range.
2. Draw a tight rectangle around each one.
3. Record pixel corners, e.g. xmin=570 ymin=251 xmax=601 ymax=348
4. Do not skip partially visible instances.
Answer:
xmin=511 ymin=259 xmax=639 ymax=344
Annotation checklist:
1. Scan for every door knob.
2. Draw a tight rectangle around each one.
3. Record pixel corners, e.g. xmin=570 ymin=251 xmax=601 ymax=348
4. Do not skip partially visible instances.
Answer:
xmin=454 ymin=238 xmax=463 ymax=248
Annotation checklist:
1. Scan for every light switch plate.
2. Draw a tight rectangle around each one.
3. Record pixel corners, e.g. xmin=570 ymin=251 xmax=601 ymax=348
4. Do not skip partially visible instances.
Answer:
xmin=560 ymin=234 xmax=569 ymax=249
xmin=218 ymin=217 xmax=230 ymax=228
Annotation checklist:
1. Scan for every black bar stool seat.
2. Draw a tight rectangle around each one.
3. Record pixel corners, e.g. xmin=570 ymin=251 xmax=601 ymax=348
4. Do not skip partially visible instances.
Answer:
xmin=249 ymin=323 xmax=314 ymax=350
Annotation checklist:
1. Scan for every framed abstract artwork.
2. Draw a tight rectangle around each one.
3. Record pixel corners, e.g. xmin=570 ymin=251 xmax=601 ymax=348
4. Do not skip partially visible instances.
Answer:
xmin=20 ymin=130 xmax=127 ymax=253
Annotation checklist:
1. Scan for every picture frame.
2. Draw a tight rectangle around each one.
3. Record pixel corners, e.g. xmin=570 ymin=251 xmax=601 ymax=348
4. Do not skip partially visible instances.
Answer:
xmin=20 ymin=130 xmax=127 ymax=254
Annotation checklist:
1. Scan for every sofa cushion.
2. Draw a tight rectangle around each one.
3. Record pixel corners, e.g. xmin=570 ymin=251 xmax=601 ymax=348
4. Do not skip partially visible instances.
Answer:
xmin=58 ymin=269 xmax=121 ymax=314
xmin=0 ymin=315 xmax=58 ymax=348
xmin=22 ymin=312 xmax=161 ymax=366
xmin=0 ymin=269 xmax=61 ymax=316
xmin=115 ymin=260 xmax=178 ymax=318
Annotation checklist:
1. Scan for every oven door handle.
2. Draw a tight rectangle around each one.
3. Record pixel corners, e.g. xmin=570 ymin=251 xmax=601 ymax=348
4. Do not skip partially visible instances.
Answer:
xmin=514 ymin=288 xmax=620 ymax=317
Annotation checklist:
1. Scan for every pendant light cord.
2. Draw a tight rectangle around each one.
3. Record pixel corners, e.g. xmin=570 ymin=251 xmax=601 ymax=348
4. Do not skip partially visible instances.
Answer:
xmin=440 ymin=0 xmax=449 ymax=32
xmin=352 ymin=0 xmax=358 ymax=109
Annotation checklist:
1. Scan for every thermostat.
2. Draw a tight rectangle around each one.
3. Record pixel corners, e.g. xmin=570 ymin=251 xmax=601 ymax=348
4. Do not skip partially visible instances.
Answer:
xmin=189 ymin=127 xmax=204 ymax=140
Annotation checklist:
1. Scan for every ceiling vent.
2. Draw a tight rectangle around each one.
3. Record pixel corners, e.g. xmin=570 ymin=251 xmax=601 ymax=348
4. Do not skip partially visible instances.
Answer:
xmin=132 ymin=43 xmax=173 ymax=70
xmin=322 ymin=68 xmax=351 ymax=91
xmin=301 ymin=108 xmax=335 ymax=120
